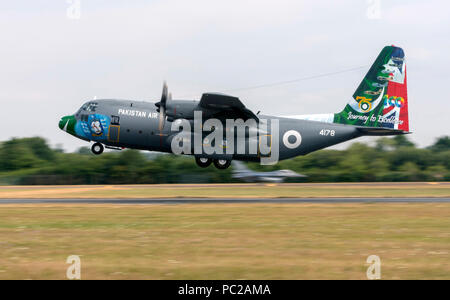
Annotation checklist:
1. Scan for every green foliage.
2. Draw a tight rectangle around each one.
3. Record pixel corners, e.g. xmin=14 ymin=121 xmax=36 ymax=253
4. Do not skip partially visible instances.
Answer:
xmin=428 ymin=136 xmax=450 ymax=152
xmin=0 ymin=139 xmax=41 ymax=171
xmin=0 ymin=135 xmax=448 ymax=185
xmin=21 ymin=137 xmax=56 ymax=161
xmin=392 ymin=135 xmax=415 ymax=148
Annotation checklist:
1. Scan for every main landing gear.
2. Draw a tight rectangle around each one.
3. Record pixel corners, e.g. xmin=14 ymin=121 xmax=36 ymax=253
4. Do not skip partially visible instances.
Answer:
xmin=91 ymin=142 xmax=104 ymax=155
xmin=195 ymin=157 xmax=212 ymax=168
xmin=213 ymin=159 xmax=232 ymax=170
xmin=195 ymin=157 xmax=232 ymax=170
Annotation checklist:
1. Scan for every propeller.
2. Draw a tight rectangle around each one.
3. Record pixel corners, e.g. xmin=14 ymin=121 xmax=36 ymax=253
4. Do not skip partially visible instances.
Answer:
xmin=156 ymin=82 xmax=170 ymax=131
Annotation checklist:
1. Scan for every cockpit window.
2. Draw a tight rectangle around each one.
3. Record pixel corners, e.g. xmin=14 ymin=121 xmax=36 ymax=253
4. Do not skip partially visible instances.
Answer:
xmin=79 ymin=102 xmax=98 ymax=111
xmin=76 ymin=102 xmax=98 ymax=118
xmin=86 ymin=102 xmax=98 ymax=112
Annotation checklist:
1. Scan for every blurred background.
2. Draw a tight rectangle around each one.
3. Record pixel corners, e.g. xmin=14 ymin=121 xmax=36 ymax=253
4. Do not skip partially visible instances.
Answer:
xmin=0 ymin=135 xmax=448 ymax=185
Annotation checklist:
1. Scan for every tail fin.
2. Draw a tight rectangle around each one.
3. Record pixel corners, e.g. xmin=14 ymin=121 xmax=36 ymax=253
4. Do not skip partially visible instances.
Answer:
xmin=334 ymin=45 xmax=409 ymax=132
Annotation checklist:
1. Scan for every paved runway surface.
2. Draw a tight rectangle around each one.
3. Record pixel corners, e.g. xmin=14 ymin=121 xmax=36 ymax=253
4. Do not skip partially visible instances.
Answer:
xmin=1 ymin=197 xmax=450 ymax=204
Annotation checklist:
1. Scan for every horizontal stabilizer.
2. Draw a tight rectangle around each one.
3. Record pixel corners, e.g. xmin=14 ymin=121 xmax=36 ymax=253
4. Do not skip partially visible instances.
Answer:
xmin=356 ymin=126 xmax=411 ymax=136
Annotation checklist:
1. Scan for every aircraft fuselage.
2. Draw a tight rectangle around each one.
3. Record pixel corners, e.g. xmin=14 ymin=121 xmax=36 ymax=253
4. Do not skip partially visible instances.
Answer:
xmin=59 ymin=99 xmax=362 ymax=163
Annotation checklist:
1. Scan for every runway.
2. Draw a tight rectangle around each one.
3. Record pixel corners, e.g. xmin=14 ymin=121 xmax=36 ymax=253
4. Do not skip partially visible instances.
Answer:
xmin=1 ymin=197 xmax=450 ymax=204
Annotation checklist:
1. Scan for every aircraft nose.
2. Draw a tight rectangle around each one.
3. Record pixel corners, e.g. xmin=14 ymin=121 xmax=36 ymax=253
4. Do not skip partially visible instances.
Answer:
xmin=59 ymin=115 xmax=76 ymax=133
xmin=58 ymin=117 xmax=65 ymax=130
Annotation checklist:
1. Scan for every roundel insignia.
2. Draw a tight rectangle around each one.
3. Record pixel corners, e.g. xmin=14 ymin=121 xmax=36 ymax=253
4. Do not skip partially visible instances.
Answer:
xmin=283 ymin=130 xmax=302 ymax=149
xmin=90 ymin=120 xmax=103 ymax=136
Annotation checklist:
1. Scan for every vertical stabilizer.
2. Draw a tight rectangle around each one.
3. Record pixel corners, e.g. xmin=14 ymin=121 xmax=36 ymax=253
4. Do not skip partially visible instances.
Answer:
xmin=334 ymin=45 xmax=409 ymax=132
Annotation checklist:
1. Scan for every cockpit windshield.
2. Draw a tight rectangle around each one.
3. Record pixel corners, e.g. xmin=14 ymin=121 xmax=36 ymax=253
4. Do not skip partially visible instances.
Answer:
xmin=86 ymin=102 xmax=98 ymax=112
xmin=75 ymin=102 xmax=98 ymax=117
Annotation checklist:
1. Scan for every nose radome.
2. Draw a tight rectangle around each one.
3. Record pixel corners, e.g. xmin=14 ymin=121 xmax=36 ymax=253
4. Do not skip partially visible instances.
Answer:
xmin=59 ymin=115 xmax=75 ymax=132
xmin=59 ymin=116 xmax=68 ymax=131
xmin=58 ymin=117 xmax=65 ymax=130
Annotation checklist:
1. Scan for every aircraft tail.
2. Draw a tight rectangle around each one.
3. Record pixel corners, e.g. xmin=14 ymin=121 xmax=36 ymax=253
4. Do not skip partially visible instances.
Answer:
xmin=334 ymin=45 xmax=409 ymax=132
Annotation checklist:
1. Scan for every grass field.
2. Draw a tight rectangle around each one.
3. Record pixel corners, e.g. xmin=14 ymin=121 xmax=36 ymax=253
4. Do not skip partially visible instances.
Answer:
xmin=0 ymin=182 xmax=449 ymax=199
xmin=0 ymin=203 xmax=449 ymax=279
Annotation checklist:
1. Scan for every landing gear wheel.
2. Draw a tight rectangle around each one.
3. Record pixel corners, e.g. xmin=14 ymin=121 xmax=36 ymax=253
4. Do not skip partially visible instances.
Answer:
xmin=91 ymin=143 xmax=104 ymax=155
xmin=195 ymin=157 xmax=212 ymax=168
xmin=213 ymin=159 xmax=232 ymax=170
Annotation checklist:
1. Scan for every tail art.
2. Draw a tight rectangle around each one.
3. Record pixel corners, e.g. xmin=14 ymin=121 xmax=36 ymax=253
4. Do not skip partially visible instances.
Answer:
xmin=334 ymin=45 xmax=409 ymax=132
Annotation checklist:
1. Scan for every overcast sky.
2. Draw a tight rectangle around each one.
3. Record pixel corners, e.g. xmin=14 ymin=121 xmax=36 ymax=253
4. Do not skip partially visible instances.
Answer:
xmin=1 ymin=0 xmax=449 ymax=151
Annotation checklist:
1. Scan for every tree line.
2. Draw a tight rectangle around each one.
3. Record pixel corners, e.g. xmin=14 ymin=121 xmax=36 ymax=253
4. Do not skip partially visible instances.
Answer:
xmin=0 ymin=135 xmax=448 ymax=185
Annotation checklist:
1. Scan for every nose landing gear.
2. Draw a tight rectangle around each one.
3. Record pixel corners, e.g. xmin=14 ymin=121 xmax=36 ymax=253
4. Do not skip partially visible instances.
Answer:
xmin=91 ymin=143 xmax=104 ymax=155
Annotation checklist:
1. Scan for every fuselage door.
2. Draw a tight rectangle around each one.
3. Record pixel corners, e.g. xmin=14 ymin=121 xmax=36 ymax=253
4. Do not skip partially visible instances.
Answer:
xmin=108 ymin=115 xmax=120 ymax=142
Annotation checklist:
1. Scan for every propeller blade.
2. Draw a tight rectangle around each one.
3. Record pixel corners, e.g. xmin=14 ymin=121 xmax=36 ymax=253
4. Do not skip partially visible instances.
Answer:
xmin=158 ymin=106 xmax=166 ymax=131
xmin=161 ymin=81 xmax=168 ymax=105
xmin=156 ymin=82 xmax=169 ymax=131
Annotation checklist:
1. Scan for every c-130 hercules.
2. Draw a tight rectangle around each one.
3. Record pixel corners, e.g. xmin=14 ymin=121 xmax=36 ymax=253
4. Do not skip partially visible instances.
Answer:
xmin=59 ymin=46 xmax=410 ymax=169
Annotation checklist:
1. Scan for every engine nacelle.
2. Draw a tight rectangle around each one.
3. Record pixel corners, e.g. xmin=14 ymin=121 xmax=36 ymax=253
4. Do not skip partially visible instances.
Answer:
xmin=165 ymin=100 xmax=200 ymax=121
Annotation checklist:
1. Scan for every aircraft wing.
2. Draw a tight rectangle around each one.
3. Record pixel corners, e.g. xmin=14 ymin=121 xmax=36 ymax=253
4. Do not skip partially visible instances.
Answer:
xmin=199 ymin=93 xmax=259 ymax=121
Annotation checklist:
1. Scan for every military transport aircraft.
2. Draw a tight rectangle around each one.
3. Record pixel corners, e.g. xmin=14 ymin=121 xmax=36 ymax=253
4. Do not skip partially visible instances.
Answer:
xmin=59 ymin=45 xmax=410 ymax=169
xmin=232 ymin=161 xmax=305 ymax=183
